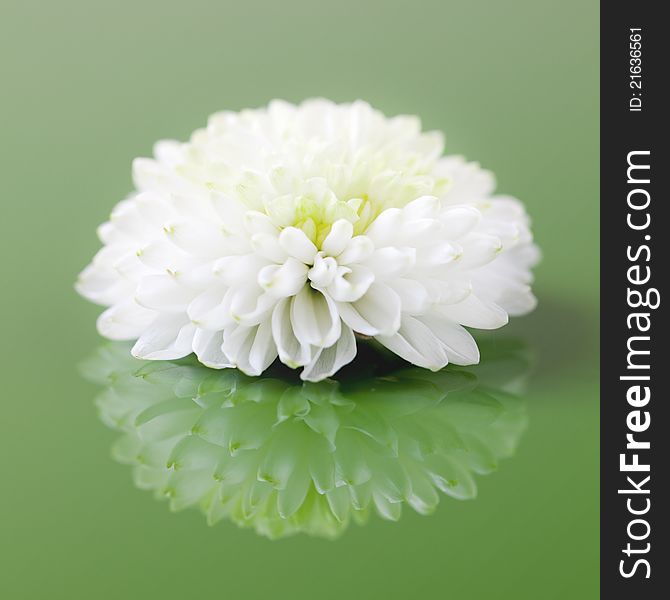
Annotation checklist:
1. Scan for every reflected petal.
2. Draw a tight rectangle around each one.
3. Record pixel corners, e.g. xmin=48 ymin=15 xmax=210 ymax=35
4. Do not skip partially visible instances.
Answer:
xmin=83 ymin=338 xmax=530 ymax=540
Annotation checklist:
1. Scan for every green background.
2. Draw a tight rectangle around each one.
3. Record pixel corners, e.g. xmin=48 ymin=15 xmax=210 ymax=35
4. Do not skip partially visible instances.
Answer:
xmin=0 ymin=1 xmax=599 ymax=598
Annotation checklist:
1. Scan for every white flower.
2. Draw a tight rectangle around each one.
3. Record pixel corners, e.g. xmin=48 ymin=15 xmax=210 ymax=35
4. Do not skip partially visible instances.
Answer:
xmin=76 ymin=99 xmax=538 ymax=381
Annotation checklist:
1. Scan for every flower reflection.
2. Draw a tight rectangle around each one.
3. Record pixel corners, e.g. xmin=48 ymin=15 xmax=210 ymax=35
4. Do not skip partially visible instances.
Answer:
xmin=83 ymin=339 xmax=530 ymax=539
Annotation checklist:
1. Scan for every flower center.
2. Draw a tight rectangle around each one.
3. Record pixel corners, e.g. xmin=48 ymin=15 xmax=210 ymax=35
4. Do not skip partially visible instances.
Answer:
xmin=265 ymin=190 xmax=367 ymax=249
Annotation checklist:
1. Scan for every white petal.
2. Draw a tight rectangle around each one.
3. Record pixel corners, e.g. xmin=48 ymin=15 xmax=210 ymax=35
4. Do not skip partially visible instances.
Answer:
xmin=134 ymin=191 xmax=177 ymax=227
xmin=213 ymin=254 xmax=269 ymax=286
xmin=496 ymin=285 xmax=538 ymax=316
xmin=456 ymin=234 xmax=503 ymax=269
xmin=109 ymin=199 xmax=151 ymax=239
xmin=76 ymin=263 xmax=132 ymax=306
xmin=96 ymin=301 xmax=156 ymax=340
xmin=132 ymin=157 xmax=168 ymax=192
xmin=364 ymin=208 xmax=403 ymax=246
xmin=173 ymin=261 xmax=219 ymax=291
xmin=187 ymin=287 xmax=232 ymax=330
xmin=416 ymin=241 xmax=460 ymax=266
xmin=170 ymin=189 xmax=221 ymax=221
xmin=434 ymin=156 xmax=495 ymax=203
xmin=229 ymin=286 xmax=276 ymax=325
xmin=251 ymin=232 xmax=288 ymax=262
xmin=415 ymin=315 xmax=480 ymax=365
xmin=244 ymin=211 xmax=279 ymax=235
xmin=337 ymin=282 xmax=401 ymax=336
xmin=162 ymin=219 xmax=229 ymax=258
xmin=248 ymin=320 xmax=278 ymax=375
xmin=136 ymin=239 xmax=194 ymax=272
xmin=109 ymin=250 xmax=144 ymax=281
xmin=307 ymin=254 xmax=338 ymax=289
xmin=135 ymin=274 xmax=197 ymax=311
xmin=441 ymin=294 xmax=508 ymax=329
xmin=337 ymin=235 xmax=374 ymax=265
xmin=375 ymin=316 xmax=448 ymax=371
xmin=211 ymin=192 xmax=246 ymax=233
xmin=439 ymin=205 xmax=481 ymax=238
xmin=222 ymin=323 xmax=277 ymax=375
xmin=221 ymin=323 xmax=250 ymax=365
xmin=271 ymin=298 xmax=312 ymax=368
xmin=258 ymin=259 xmax=308 ymax=298
xmin=131 ymin=315 xmax=195 ymax=360
xmin=96 ymin=221 xmax=127 ymax=245
xmin=192 ymin=329 xmax=233 ymax=368
xmin=326 ymin=265 xmax=375 ymax=302
xmin=402 ymin=195 xmax=440 ymax=220
xmin=279 ymin=227 xmax=318 ymax=264
xmin=389 ymin=279 xmax=430 ymax=315
xmin=423 ymin=279 xmax=472 ymax=305
xmin=400 ymin=219 xmax=441 ymax=246
xmin=301 ymin=325 xmax=357 ymax=382
xmin=290 ymin=287 xmax=341 ymax=348
xmin=88 ymin=243 xmax=131 ymax=272
xmin=153 ymin=140 xmax=183 ymax=167
xmin=322 ymin=219 xmax=353 ymax=257
xmin=363 ymin=247 xmax=415 ymax=279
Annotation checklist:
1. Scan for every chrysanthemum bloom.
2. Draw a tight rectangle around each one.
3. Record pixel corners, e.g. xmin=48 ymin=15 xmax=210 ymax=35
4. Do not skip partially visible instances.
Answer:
xmin=77 ymin=100 xmax=538 ymax=381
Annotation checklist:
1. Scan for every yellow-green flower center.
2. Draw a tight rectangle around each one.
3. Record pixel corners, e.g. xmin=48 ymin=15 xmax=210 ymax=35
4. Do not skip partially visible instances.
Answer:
xmin=264 ymin=191 xmax=376 ymax=247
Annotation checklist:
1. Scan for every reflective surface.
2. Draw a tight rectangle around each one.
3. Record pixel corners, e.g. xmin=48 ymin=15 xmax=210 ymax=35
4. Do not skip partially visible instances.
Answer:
xmin=83 ymin=340 xmax=529 ymax=539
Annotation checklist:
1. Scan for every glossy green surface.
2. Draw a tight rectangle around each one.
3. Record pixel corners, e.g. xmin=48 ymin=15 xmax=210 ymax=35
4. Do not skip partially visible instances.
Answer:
xmin=1 ymin=1 xmax=598 ymax=598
